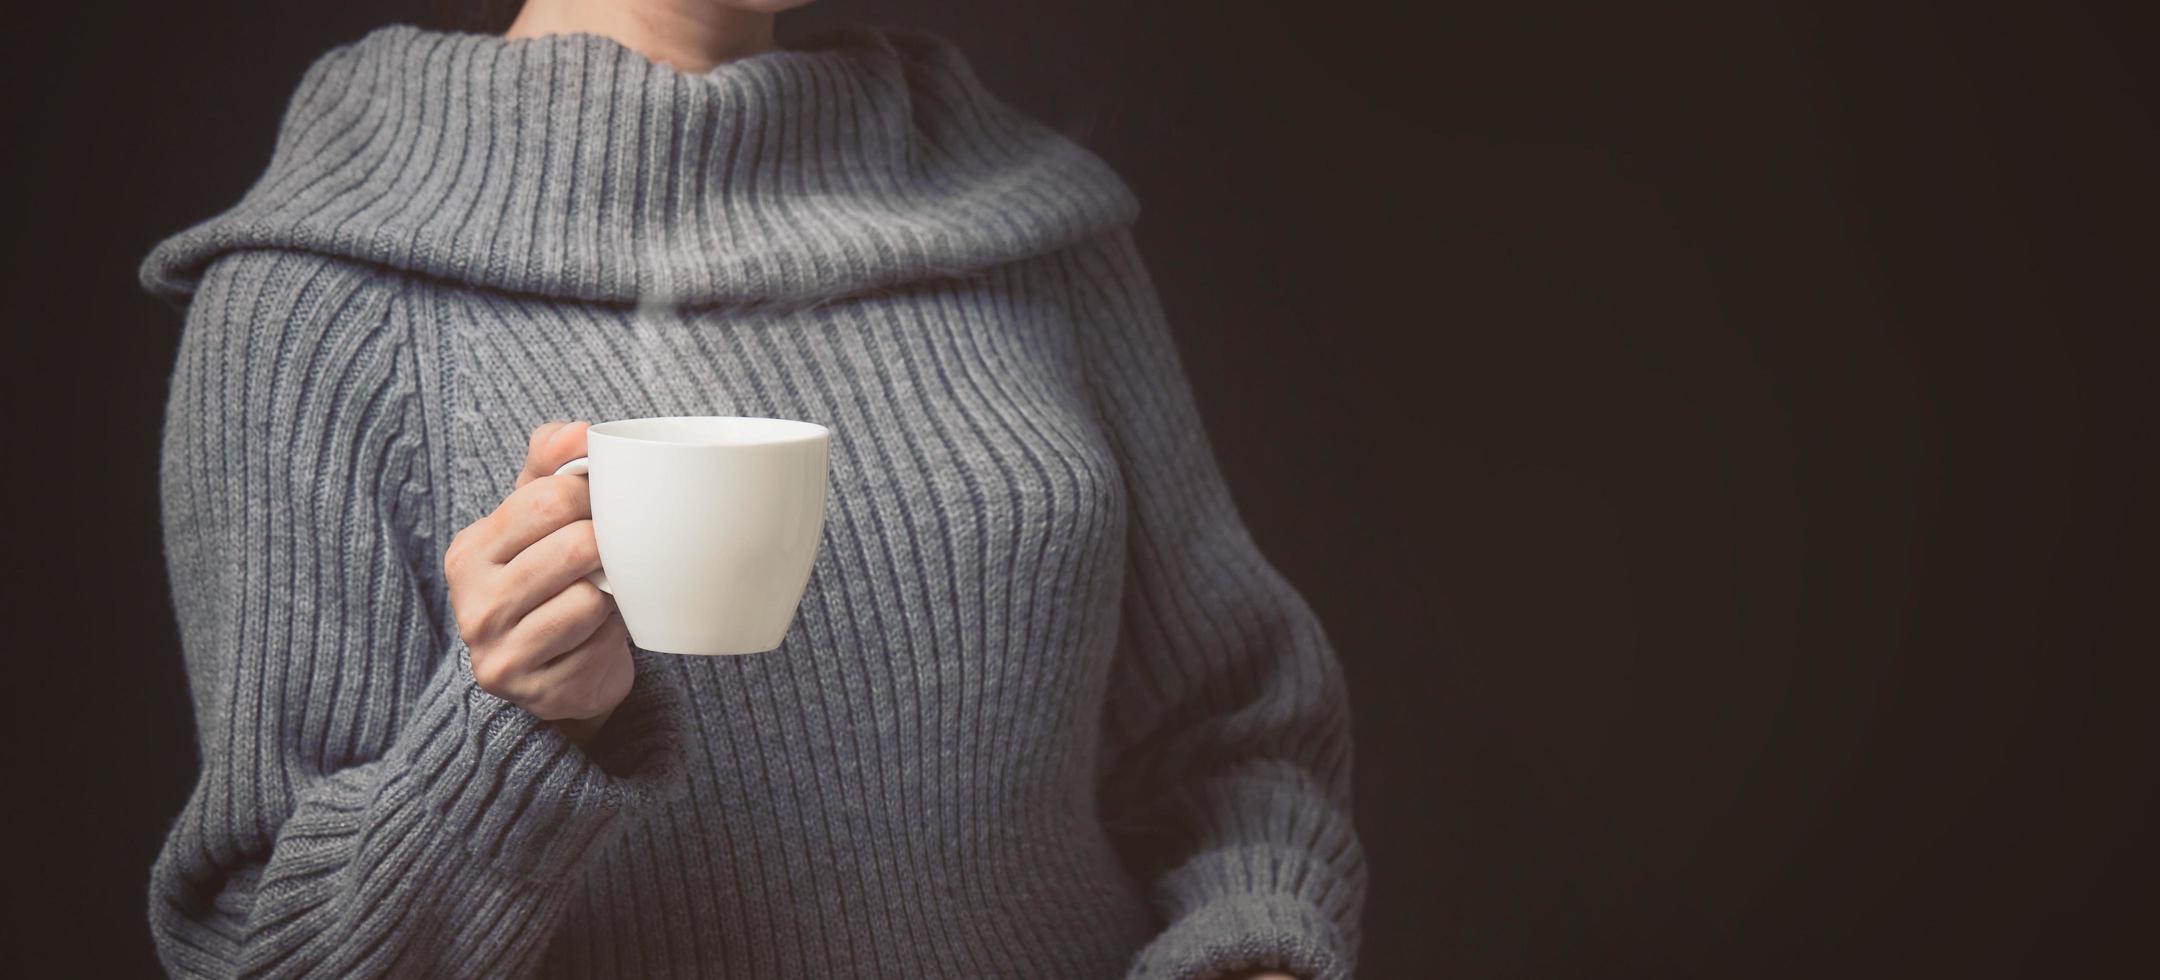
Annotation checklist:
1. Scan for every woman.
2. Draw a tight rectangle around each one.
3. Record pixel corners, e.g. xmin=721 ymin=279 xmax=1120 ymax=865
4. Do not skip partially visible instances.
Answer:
xmin=137 ymin=0 xmax=1365 ymax=976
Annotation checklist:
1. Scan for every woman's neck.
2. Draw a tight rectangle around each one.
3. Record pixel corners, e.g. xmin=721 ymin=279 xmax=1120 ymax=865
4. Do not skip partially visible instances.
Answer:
xmin=503 ymin=0 xmax=778 ymax=74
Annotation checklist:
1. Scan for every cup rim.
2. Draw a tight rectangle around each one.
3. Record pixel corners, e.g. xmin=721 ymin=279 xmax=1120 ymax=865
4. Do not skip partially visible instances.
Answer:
xmin=588 ymin=415 xmax=830 ymax=447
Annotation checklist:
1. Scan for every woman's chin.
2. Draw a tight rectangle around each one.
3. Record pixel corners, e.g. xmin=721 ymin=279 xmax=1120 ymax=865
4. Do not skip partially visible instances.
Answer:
xmin=724 ymin=0 xmax=821 ymax=13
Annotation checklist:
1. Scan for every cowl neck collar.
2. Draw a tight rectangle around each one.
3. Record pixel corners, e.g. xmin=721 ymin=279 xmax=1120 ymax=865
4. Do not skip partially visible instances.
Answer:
xmin=140 ymin=21 xmax=1139 ymax=309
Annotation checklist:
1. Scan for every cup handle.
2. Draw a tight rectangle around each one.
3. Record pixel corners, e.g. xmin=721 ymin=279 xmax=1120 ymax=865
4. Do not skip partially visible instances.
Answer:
xmin=549 ymin=456 xmax=612 ymax=595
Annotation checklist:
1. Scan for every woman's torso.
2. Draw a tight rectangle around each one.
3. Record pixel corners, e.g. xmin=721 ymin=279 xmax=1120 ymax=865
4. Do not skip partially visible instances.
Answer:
xmin=139 ymin=19 xmax=1166 ymax=973
xmin=401 ymin=260 xmax=1160 ymax=977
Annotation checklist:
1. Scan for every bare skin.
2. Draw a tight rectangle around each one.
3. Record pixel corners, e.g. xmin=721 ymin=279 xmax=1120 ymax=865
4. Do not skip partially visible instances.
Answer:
xmin=503 ymin=0 xmax=815 ymax=75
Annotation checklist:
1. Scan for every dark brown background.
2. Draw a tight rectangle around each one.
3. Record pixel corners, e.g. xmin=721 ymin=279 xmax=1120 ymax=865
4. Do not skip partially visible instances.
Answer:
xmin=7 ymin=1 xmax=2153 ymax=976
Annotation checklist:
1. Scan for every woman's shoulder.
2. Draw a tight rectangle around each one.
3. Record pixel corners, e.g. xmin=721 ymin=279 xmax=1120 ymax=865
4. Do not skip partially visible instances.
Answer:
xmin=137 ymin=27 xmax=406 ymax=309
xmin=144 ymin=234 xmax=408 ymax=327
xmin=167 ymin=249 xmax=407 ymax=362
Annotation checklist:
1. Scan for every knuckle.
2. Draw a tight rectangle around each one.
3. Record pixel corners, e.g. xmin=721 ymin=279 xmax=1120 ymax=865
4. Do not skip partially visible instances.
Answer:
xmin=451 ymin=594 xmax=487 ymax=647
xmin=528 ymin=494 xmax=563 ymax=529
xmin=568 ymin=522 xmax=602 ymax=567
xmin=471 ymin=650 xmax=510 ymax=694
xmin=466 ymin=596 xmax=509 ymax=642
xmin=566 ymin=579 xmax=610 ymax=616
xmin=494 ymin=553 xmax=537 ymax=595
xmin=550 ymin=476 xmax=587 ymax=518
xmin=524 ymin=482 xmax=572 ymax=527
xmin=445 ymin=520 xmax=493 ymax=576
xmin=442 ymin=529 xmax=469 ymax=576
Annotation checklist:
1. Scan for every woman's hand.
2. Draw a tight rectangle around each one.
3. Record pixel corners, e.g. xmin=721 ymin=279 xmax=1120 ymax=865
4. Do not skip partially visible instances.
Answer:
xmin=444 ymin=420 xmax=632 ymax=748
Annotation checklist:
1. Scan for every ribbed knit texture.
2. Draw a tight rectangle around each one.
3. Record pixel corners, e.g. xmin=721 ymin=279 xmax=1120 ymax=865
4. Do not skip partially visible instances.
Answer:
xmin=139 ymin=21 xmax=1364 ymax=980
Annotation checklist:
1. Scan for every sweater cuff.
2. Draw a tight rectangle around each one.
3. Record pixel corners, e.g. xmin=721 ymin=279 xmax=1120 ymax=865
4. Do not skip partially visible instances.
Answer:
xmin=410 ymin=645 xmax=689 ymax=881
xmin=1126 ymin=891 xmax=1352 ymax=980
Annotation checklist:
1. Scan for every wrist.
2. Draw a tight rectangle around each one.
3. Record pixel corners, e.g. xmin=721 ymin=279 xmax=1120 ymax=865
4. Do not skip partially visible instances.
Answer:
xmin=554 ymin=703 xmax=618 ymax=749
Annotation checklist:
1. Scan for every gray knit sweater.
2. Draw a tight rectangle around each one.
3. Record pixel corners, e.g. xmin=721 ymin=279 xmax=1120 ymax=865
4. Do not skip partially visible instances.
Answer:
xmin=138 ymin=21 xmax=1364 ymax=980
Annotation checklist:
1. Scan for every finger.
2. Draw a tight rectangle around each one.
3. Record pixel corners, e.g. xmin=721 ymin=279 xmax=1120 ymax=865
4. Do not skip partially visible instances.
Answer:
xmin=526 ymin=613 xmax=634 ymax=721
xmin=520 ymin=420 xmax=591 ymax=489
xmin=534 ymin=607 xmax=630 ymax=677
xmin=514 ymin=420 xmax=574 ymax=489
xmin=508 ymin=578 xmax=618 ymax=668
xmin=472 ymin=470 xmax=591 ymax=565
xmin=492 ymin=518 xmax=604 ymax=621
xmin=479 ymin=583 xmax=615 ymax=709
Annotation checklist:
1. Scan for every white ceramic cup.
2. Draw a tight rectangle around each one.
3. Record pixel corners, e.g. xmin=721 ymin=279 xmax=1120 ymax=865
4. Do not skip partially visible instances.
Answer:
xmin=550 ymin=416 xmax=831 ymax=656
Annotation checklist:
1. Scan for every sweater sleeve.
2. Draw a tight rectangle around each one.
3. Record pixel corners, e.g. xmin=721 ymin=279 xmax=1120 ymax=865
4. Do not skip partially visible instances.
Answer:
xmin=147 ymin=250 xmax=689 ymax=979
xmin=1064 ymin=226 xmax=1368 ymax=980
